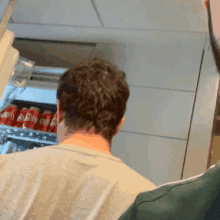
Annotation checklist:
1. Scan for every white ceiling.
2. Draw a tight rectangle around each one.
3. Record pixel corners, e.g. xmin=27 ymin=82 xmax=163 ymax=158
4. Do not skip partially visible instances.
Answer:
xmin=11 ymin=0 xmax=101 ymax=27
xmin=10 ymin=0 xmax=208 ymax=33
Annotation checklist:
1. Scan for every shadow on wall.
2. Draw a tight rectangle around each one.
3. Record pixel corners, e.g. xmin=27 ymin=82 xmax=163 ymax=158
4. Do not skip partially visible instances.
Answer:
xmin=13 ymin=39 xmax=96 ymax=68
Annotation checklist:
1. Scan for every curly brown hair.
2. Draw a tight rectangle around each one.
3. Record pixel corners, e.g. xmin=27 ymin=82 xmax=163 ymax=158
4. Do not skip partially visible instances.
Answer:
xmin=57 ymin=58 xmax=130 ymax=142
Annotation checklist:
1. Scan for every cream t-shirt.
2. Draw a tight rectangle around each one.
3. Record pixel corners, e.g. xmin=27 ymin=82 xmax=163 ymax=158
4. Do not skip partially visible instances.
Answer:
xmin=0 ymin=144 xmax=156 ymax=220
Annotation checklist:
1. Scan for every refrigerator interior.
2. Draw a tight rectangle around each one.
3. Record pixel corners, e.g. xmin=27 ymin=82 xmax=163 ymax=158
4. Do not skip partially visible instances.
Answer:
xmin=0 ymin=99 xmax=57 ymax=154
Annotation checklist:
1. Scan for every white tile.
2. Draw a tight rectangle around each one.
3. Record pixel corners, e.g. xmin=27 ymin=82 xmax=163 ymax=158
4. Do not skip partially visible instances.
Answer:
xmin=112 ymin=131 xmax=186 ymax=186
xmin=11 ymin=0 xmax=102 ymax=27
xmin=95 ymin=0 xmax=208 ymax=32
xmin=121 ymin=87 xmax=194 ymax=139
xmin=183 ymin=36 xmax=220 ymax=179
xmin=96 ymin=36 xmax=205 ymax=91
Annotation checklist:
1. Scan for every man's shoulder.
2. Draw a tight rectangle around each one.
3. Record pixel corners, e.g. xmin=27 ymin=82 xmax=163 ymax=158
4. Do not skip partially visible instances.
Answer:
xmin=101 ymin=160 xmax=157 ymax=193
xmin=137 ymin=162 xmax=220 ymax=203
xmin=119 ymin=162 xmax=220 ymax=220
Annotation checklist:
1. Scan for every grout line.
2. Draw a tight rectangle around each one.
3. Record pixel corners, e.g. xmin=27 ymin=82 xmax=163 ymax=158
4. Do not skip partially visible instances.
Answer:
xmin=9 ymin=21 xmax=208 ymax=35
xmin=128 ymin=85 xmax=195 ymax=93
xmin=90 ymin=0 xmax=105 ymax=28
xmin=180 ymin=47 xmax=206 ymax=180
xmin=119 ymin=130 xmax=187 ymax=141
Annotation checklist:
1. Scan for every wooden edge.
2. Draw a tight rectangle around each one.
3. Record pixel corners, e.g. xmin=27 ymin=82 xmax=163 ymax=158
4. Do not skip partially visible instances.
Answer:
xmin=0 ymin=30 xmax=14 ymax=67
xmin=0 ymin=0 xmax=17 ymax=40
xmin=0 ymin=46 xmax=19 ymax=101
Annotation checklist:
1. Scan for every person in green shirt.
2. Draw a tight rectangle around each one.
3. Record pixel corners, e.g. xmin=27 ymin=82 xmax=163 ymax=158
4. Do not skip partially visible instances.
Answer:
xmin=118 ymin=1 xmax=220 ymax=220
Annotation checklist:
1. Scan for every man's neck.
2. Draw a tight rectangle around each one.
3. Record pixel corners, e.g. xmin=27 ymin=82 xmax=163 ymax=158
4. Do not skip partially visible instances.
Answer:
xmin=61 ymin=131 xmax=111 ymax=155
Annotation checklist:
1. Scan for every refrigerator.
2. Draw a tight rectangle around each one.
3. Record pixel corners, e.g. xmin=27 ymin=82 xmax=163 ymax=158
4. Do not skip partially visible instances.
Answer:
xmin=0 ymin=35 xmax=96 ymax=154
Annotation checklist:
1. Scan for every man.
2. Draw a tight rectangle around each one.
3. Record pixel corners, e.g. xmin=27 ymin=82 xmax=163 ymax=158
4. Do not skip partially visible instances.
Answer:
xmin=118 ymin=0 xmax=220 ymax=219
xmin=0 ymin=58 xmax=156 ymax=220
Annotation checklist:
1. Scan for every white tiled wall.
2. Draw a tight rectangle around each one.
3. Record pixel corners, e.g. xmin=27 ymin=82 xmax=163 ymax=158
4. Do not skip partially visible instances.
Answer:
xmin=11 ymin=0 xmax=101 ymax=27
xmin=122 ymin=87 xmax=194 ymax=139
xmin=112 ymin=131 xmax=187 ymax=186
xmin=94 ymin=0 xmax=207 ymax=32
xmin=10 ymin=0 xmax=208 ymax=33
xmin=96 ymin=36 xmax=205 ymax=91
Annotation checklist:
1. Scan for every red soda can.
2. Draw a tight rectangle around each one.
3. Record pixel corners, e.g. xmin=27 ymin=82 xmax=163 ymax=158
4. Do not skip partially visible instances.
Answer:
xmin=30 ymin=107 xmax=40 ymax=130
xmin=40 ymin=110 xmax=53 ymax=132
xmin=0 ymin=108 xmax=9 ymax=125
xmin=36 ymin=112 xmax=43 ymax=131
xmin=0 ymin=104 xmax=19 ymax=126
xmin=15 ymin=107 xmax=28 ymax=128
xmin=49 ymin=112 xmax=57 ymax=133
xmin=0 ymin=105 xmax=11 ymax=125
xmin=23 ymin=107 xmax=40 ymax=130
xmin=22 ymin=108 xmax=33 ymax=129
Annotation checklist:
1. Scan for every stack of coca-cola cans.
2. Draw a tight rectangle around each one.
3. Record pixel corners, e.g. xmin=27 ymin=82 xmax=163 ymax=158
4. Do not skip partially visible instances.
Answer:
xmin=38 ymin=110 xmax=54 ymax=132
xmin=0 ymin=104 xmax=57 ymax=133
xmin=0 ymin=104 xmax=20 ymax=127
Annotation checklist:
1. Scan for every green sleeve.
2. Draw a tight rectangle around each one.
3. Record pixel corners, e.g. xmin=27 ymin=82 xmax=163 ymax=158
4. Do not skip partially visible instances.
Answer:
xmin=118 ymin=202 xmax=137 ymax=220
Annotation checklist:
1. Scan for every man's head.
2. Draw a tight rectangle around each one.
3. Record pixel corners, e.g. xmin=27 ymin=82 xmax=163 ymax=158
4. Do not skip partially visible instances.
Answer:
xmin=56 ymin=58 xmax=130 ymax=143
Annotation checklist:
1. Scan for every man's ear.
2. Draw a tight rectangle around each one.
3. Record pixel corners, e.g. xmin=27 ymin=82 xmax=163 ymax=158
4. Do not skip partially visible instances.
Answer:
xmin=116 ymin=117 xmax=125 ymax=133
xmin=203 ymin=0 xmax=209 ymax=11
xmin=57 ymin=99 xmax=63 ymax=124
